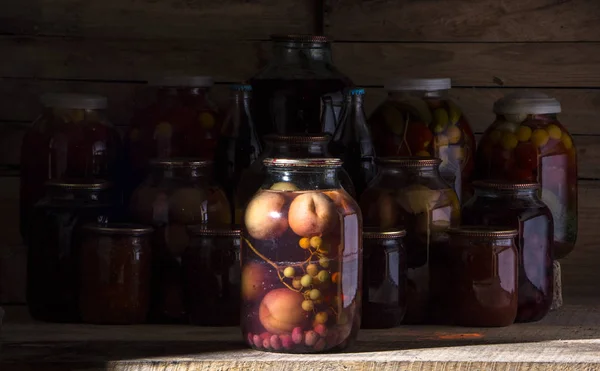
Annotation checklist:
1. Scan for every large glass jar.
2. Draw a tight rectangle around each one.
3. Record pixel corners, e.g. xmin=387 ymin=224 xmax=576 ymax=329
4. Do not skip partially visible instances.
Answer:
xmin=475 ymin=92 xmax=577 ymax=259
xmin=362 ymin=229 xmax=407 ymax=329
xmin=27 ymin=180 xmax=115 ymax=322
xmin=360 ymin=157 xmax=460 ymax=324
xmin=20 ymin=94 xmax=122 ymax=244
xmin=241 ymin=158 xmax=362 ymax=354
xmin=445 ymin=227 xmax=519 ymax=327
xmin=462 ymin=181 xmax=554 ymax=322
xmin=129 ymin=159 xmax=231 ymax=323
xmin=126 ymin=76 xmax=220 ymax=197
xmin=235 ymin=134 xmax=356 ymax=224
xmin=367 ymin=78 xmax=476 ymax=203
xmin=79 ymin=223 xmax=153 ymax=324
xmin=249 ymin=35 xmax=353 ymax=139
xmin=184 ymin=225 xmax=241 ymax=326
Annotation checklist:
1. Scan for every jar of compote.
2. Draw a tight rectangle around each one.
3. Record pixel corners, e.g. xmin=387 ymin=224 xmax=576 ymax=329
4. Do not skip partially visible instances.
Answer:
xmin=367 ymin=78 xmax=476 ymax=203
xmin=445 ymin=227 xmax=519 ymax=327
xmin=241 ymin=158 xmax=362 ymax=353
xmin=235 ymin=134 xmax=355 ymax=224
xmin=475 ymin=92 xmax=577 ymax=259
xmin=462 ymin=181 xmax=554 ymax=322
xmin=129 ymin=159 xmax=231 ymax=323
xmin=360 ymin=157 xmax=460 ymax=324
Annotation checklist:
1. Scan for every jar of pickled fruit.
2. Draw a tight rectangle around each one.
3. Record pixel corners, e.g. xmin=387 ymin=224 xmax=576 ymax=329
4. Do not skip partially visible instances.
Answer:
xmin=241 ymin=158 xmax=362 ymax=353
xmin=475 ymin=92 xmax=577 ymax=259
xmin=28 ymin=180 xmax=116 ymax=323
xmin=362 ymin=229 xmax=407 ymax=329
xmin=367 ymin=78 xmax=476 ymax=203
xmin=129 ymin=159 xmax=231 ymax=323
xmin=20 ymin=94 xmax=122 ymax=244
xmin=235 ymin=134 xmax=355 ymax=224
xmin=80 ymin=223 xmax=153 ymax=324
xmin=446 ymin=227 xmax=519 ymax=327
xmin=360 ymin=157 xmax=460 ymax=324
xmin=184 ymin=225 xmax=241 ymax=326
xmin=462 ymin=181 xmax=554 ymax=322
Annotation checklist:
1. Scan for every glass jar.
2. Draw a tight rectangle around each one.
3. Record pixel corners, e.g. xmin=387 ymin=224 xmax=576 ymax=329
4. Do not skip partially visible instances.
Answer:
xmin=362 ymin=229 xmax=407 ymax=329
xmin=475 ymin=92 xmax=577 ymax=259
xmin=360 ymin=157 xmax=460 ymax=324
xmin=241 ymin=158 xmax=362 ymax=354
xmin=445 ymin=227 xmax=519 ymax=327
xmin=129 ymin=159 xmax=231 ymax=323
xmin=235 ymin=134 xmax=356 ymax=224
xmin=79 ymin=223 xmax=153 ymax=324
xmin=126 ymin=76 xmax=220 ymax=197
xmin=367 ymin=78 xmax=476 ymax=203
xmin=20 ymin=94 xmax=122 ymax=244
xmin=184 ymin=225 xmax=241 ymax=326
xmin=462 ymin=181 xmax=554 ymax=322
xmin=249 ymin=35 xmax=353 ymax=139
xmin=27 ymin=180 xmax=116 ymax=322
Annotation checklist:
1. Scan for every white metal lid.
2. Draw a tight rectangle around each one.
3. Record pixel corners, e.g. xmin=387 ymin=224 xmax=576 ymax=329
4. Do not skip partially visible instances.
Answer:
xmin=493 ymin=91 xmax=561 ymax=115
xmin=152 ymin=75 xmax=214 ymax=88
xmin=41 ymin=93 xmax=108 ymax=109
xmin=385 ymin=77 xmax=451 ymax=92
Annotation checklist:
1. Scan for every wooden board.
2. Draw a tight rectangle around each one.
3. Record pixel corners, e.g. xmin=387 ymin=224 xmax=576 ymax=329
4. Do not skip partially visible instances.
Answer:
xmin=326 ymin=0 xmax=600 ymax=42
xmin=0 ymin=0 xmax=316 ymax=40
xmin=2 ymin=304 xmax=600 ymax=370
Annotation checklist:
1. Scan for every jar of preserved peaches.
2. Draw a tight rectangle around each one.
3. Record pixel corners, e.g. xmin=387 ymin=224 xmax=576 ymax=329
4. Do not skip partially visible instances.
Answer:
xmin=241 ymin=158 xmax=362 ymax=353
xmin=362 ymin=229 xmax=407 ymax=329
xmin=184 ymin=225 xmax=241 ymax=326
xmin=28 ymin=180 xmax=116 ymax=323
xmin=360 ymin=157 xmax=460 ymax=324
xmin=20 ymin=94 xmax=122 ymax=244
xmin=446 ymin=227 xmax=519 ymax=327
xmin=462 ymin=181 xmax=554 ymax=322
xmin=129 ymin=159 xmax=231 ymax=323
xmin=475 ymin=92 xmax=577 ymax=259
xmin=80 ymin=223 xmax=153 ymax=324
xmin=367 ymin=78 xmax=476 ymax=203
xmin=235 ymin=134 xmax=355 ymax=224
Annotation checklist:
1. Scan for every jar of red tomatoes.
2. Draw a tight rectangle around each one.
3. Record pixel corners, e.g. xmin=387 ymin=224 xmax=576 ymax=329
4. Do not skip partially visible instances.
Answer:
xmin=475 ymin=92 xmax=577 ymax=259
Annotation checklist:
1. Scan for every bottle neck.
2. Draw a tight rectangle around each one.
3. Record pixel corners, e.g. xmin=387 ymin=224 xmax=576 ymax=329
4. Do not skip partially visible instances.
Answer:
xmin=265 ymin=167 xmax=341 ymax=190
xmin=222 ymin=91 xmax=254 ymax=137
xmin=272 ymin=41 xmax=334 ymax=65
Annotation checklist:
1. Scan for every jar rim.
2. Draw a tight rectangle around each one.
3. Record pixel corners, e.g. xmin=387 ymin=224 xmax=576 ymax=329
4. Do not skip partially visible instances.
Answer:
xmin=264 ymin=134 xmax=331 ymax=144
xmin=364 ymin=228 xmax=407 ymax=239
xmin=263 ymin=158 xmax=342 ymax=168
xmin=187 ymin=224 xmax=241 ymax=237
xmin=473 ymin=180 xmax=540 ymax=191
xmin=376 ymin=156 xmax=441 ymax=167
xmin=41 ymin=93 xmax=107 ymax=110
xmin=150 ymin=158 xmax=213 ymax=168
xmin=270 ymin=34 xmax=329 ymax=43
xmin=83 ymin=223 xmax=154 ymax=235
xmin=449 ymin=226 xmax=518 ymax=238
xmin=45 ymin=179 xmax=112 ymax=191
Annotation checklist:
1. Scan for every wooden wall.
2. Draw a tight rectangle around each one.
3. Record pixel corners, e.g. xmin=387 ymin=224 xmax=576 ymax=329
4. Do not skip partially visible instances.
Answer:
xmin=1 ymin=0 xmax=599 ymax=303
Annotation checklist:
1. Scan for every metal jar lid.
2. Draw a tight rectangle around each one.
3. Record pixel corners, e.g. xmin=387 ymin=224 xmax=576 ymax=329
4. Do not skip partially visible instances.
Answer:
xmin=385 ymin=77 xmax=451 ymax=92
xmin=493 ymin=91 xmax=561 ymax=115
xmin=448 ymin=226 xmax=518 ymax=239
xmin=41 ymin=93 xmax=108 ymax=110
xmin=83 ymin=223 xmax=154 ymax=236
xmin=263 ymin=158 xmax=343 ymax=168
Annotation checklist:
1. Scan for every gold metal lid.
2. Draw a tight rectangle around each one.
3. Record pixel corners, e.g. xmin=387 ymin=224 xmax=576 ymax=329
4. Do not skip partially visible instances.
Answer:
xmin=149 ymin=158 xmax=213 ymax=168
xmin=45 ymin=179 xmax=112 ymax=191
xmin=376 ymin=156 xmax=442 ymax=167
xmin=472 ymin=180 xmax=540 ymax=191
xmin=83 ymin=223 xmax=154 ymax=235
xmin=363 ymin=228 xmax=407 ymax=240
xmin=264 ymin=134 xmax=331 ymax=144
xmin=263 ymin=158 xmax=342 ymax=168
xmin=187 ymin=224 xmax=241 ymax=237
xmin=448 ymin=226 xmax=518 ymax=238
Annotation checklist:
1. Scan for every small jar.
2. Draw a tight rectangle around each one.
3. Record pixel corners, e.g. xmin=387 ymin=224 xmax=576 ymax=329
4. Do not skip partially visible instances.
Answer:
xmin=184 ymin=225 xmax=241 ymax=326
xmin=79 ymin=223 xmax=153 ymax=324
xmin=362 ymin=229 xmax=407 ymax=329
xmin=445 ymin=227 xmax=519 ymax=327
xmin=462 ymin=181 xmax=554 ymax=322
xmin=367 ymin=78 xmax=476 ymax=203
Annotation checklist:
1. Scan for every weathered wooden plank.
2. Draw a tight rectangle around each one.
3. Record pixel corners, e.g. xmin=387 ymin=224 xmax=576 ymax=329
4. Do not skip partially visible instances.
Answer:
xmin=0 ymin=0 xmax=315 ymax=40
xmin=327 ymin=0 xmax=600 ymax=42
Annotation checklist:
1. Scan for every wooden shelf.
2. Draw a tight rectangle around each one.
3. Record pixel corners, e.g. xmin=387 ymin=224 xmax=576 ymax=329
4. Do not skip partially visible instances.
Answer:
xmin=2 ymin=303 xmax=600 ymax=370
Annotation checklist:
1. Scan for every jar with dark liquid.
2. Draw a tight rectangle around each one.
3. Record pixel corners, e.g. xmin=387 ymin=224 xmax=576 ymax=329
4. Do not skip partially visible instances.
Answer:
xmin=241 ymin=158 xmax=362 ymax=353
xmin=249 ymin=35 xmax=353 ymax=139
xmin=28 ymin=180 xmax=115 ymax=322
xmin=462 ymin=181 xmax=554 ymax=322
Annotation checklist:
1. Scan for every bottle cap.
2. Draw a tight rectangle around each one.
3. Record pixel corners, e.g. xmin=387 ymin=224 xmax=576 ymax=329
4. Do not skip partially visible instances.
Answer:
xmin=41 ymin=93 xmax=108 ymax=110
xmin=347 ymin=88 xmax=365 ymax=96
xmin=493 ymin=91 xmax=561 ymax=115
xmin=230 ymin=84 xmax=252 ymax=92
xmin=153 ymin=76 xmax=214 ymax=88
xmin=385 ymin=77 xmax=451 ymax=92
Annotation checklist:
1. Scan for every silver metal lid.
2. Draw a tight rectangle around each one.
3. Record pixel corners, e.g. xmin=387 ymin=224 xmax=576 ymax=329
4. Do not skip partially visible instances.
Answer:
xmin=385 ymin=77 xmax=451 ymax=92
xmin=41 ymin=93 xmax=108 ymax=110
xmin=493 ymin=91 xmax=561 ymax=115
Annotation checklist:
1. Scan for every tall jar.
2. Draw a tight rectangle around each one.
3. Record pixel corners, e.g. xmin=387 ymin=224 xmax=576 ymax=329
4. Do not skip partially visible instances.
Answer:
xmin=360 ymin=157 xmax=460 ymax=324
xmin=462 ymin=181 xmax=554 ymax=322
xmin=475 ymin=92 xmax=577 ymax=259
xmin=241 ymin=158 xmax=362 ymax=354
xmin=129 ymin=159 xmax=231 ymax=323
xmin=20 ymin=94 xmax=122 ymax=244
xmin=235 ymin=134 xmax=356 ymax=224
xmin=249 ymin=35 xmax=353 ymax=139
xmin=367 ymin=78 xmax=476 ymax=203
xmin=28 ymin=180 xmax=116 ymax=323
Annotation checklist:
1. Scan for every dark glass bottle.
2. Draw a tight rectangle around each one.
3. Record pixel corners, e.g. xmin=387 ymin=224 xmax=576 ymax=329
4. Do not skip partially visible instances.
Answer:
xmin=215 ymin=84 xmax=262 ymax=219
xmin=321 ymin=96 xmax=338 ymax=135
xmin=250 ymin=35 xmax=353 ymax=140
xmin=330 ymin=88 xmax=376 ymax=198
